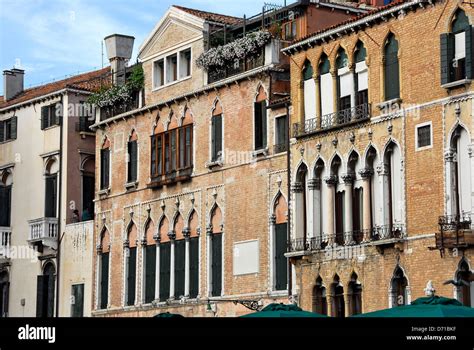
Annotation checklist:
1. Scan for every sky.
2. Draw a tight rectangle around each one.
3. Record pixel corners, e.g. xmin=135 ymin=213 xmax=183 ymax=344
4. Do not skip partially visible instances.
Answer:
xmin=0 ymin=0 xmax=273 ymax=94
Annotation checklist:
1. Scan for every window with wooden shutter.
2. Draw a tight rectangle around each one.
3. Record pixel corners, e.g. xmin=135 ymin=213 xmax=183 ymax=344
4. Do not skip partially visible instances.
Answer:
xmin=71 ymin=284 xmax=84 ymax=317
xmin=212 ymin=115 xmax=222 ymax=161
xmin=384 ymin=34 xmax=400 ymax=101
xmin=36 ymin=275 xmax=46 ymax=317
xmin=0 ymin=121 xmax=4 ymax=142
xmin=100 ymin=253 xmax=109 ymax=309
xmin=174 ymin=239 xmax=185 ymax=298
xmin=189 ymin=237 xmax=199 ymax=298
xmin=170 ymin=130 xmax=177 ymax=171
xmin=100 ymin=149 xmax=110 ymax=190
xmin=45 ymin=174 xmax=57 ymax=218
xmin=145 ymin=245 xmax=156 ymax=303
xmin=211 ymin=234 xmax=222 ymax=297
xmin=41 ymin=106 xmax=48 ymax=130
xmin=0 ymin=186 xmax=12 ymax=227
xmin=127 ymin=140 xmax=138 ymax=182
xmin=254 ymin=101 xmax=267 ymax=150
xmin=10 ymin=117 xmax=17 ymax=140
xmin=275 ymin=223 xmax=288 ymax=291
xmin=126 ymin=247 xmax=136 ymax=306
xmin=159 ymin=242 xmax=171 ymax=301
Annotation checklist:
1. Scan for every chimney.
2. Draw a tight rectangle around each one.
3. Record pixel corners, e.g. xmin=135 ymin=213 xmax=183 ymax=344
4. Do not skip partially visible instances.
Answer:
xmin=3 ymin=68 xmax=24 ymax=101
xmin=104 ymin=34 xmax=135 ymax=85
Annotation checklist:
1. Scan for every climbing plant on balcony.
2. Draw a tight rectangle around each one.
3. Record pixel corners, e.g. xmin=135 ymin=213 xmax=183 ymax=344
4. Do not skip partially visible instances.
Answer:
xmin=87 ymin=65 xmax=144 ymax=108
xmin=196 ymin=30 xmax=271 ymax=71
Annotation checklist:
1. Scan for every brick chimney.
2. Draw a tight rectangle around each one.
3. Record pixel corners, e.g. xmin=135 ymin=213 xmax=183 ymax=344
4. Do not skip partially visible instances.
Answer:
xmin=104 ymin=34 xmax=135 ymax=85
xmin=3 ymin=68 xmax=24 ymax=101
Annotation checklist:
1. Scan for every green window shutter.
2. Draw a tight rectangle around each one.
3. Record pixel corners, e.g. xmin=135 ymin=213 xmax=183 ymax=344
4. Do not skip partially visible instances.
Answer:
xmin=100 ymin=253 xmax=109 ymax=309
xmin=41 ymin=106 xmax=48 ymax=130
xmin=211 ymin=117 xmax=216 ymax=160
xmin=71 ymin=284 xmax=84 ymax=317
xmin=0 ymin=121 xmax=4 ymax=142
xmin=179 ymin=128 xmax=185 ymax=169
xmin=145 ymin=245 xmax=156 ymax=303
xmin=0 ymin=186 xmax=12 ymax=227
xmin=384 ymin=36 xmax=400 ymax=100
xmin=45 ymin=175 xmax=57 ymax=218
xmin=211 ymin=234 xmax=222 ymax=297
xmin=185 ymin=126 xmax=192 ymax=168
xmin=212 ymin=116 xmax=222 ymax=161
xmin=174 ymin=239 xmax=185 ymax=298
xmin=127 ymin=247 xmax=136 ymax=306
xmin=36 ymin=275 xmax=46 ymax=317
xmin=275 ymin=223 xmax=288 ymax=291
xmin=100 ymin=149 xmax=110 ymax=189
xmin=10 ymin=117 xmax=17 ymax=140
xmin=54 ymin=103 xmax=61 ymax=126
xmin=254 ymin=102 xmax=262 ymax=149
xmin=189 ymin=237 xmax=199 ymax=298
xmin=440 ymin=33 xmax=453 ymax=85
xmin=466 ymin=27 xmax=473 ymax=79
xmin=159 ymin=242 xmax=171 ymax=301
xmin=127 ymin=141 xmax=137 ymax=182
xmin=150 ymin=136 xmax=157 ymax=176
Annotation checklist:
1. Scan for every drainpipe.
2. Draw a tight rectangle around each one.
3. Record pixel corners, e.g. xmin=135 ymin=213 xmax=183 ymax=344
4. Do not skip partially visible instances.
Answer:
xmin=55 ymin=95 xmax=65 ymax=317
xmin=285 ymin=101 xmax=292 ymax=299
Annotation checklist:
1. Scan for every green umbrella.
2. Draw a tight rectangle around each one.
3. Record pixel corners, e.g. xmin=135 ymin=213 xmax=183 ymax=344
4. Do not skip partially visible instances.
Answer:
xmin=354 ymin=296 xmax=474 ymax=317
xmin=240 ymin=303 xmax=329 ymax=318
xmin=153 ymin=312 xmax=184 ymax=318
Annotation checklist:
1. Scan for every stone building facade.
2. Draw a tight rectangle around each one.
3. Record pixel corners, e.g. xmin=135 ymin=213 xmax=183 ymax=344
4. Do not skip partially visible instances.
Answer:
xmin=283 ymin=0 xmax=474 ymax=316
xmin=90 ymin=3 xmax=365 ymax=317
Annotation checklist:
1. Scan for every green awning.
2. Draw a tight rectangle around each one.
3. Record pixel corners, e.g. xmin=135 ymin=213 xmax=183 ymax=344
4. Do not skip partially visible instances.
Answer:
xmin=354 ymin=296 xmax=474 ymax=317
xmin=153 ymin=312 xmax=184 ymax=318
xmin=240 ymin=303 xmax=329 ymax=318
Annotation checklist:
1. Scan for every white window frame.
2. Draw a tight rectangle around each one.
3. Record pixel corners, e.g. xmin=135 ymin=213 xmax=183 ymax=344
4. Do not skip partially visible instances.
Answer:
xmin=415 ymin=121 xmax=433 ymax=151
xmin=152 ymin=46 xmax=193 ymax=91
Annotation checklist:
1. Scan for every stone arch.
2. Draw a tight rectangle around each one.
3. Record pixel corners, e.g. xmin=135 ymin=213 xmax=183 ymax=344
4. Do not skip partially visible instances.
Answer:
xmin=272 ymin=191 xmax=288 ymax=225
xmin=158 ymin=215 xmax=170 ymax=243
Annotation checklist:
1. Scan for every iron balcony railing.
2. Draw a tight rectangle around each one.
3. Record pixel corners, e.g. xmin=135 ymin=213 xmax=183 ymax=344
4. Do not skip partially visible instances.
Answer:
xmin=293 ymin=103 xmax=370 ymax=137
xmin=436 ymin=213 xmax=473 ymax=249
xmin=287 ymin=224 xmax=406 ymax=253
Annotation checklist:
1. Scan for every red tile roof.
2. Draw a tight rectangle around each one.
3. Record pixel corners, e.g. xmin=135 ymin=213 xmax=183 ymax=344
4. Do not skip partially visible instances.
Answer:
xmin=173 ymin=5 xmax=242 ymax=25
xmin=0 ymin=67 xmax=110 ymax=110
xmin=287 ymin=0 xmax=409 ymax=49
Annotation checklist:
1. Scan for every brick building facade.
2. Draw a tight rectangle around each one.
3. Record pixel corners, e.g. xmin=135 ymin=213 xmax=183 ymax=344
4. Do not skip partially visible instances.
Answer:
xmin=284 ymin=0 xmax=474 ymax=316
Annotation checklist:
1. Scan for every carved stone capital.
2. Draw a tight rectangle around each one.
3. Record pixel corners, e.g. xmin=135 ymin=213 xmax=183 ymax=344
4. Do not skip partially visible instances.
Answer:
xmin=270 ymin=215 xmax=276 ymax=225
xmin=307 ymin=178 xmax=321 ymax=190
xmin=153 ymin=233 xmax=161 ymax=243
xmin=206 ymin=226 xmax=213 ymax=236
xmin=324 ymin=175 xmax=338 ymax=186
xmin=291 ymin=182 xmax=304 ymax=193
xmin=376 ymin=162 xmax=389 ymax=176
xmin=167 ymin=231 xmax=176 ymax=241
xmin=444 ymin=149 xmax=455 ymax=162
xmin=358 ymin=168 xmax=374 ymax=179
xmin=341 ymin=174 xmax=354 ymax=185
xmin=123 ymin=240 xmax=130 ymax=249
xmin=183 ymin=228 xmax=191 ymax=239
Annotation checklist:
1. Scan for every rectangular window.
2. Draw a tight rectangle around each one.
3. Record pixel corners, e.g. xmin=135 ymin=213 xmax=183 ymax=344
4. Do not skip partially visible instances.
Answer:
xmin=145 ymin=245 xmax=156 ymax=304
xmin=127 ymin=140 xmax=138 ymax=182
xmin=166 ymin=54 xmax=178 ymax=84
xmin=211 ymin=115 xmax=222 ymax=161
xmin=179 ymin=49 xmax=191 ymax=79
xmin=0 ymin=185 xmax=12 ymax=227
xmin=275 ymin=223 xmax=288 ymax=291
xmin=189 ymin=237 xmax=199 ymax=298
xmin=0 ymin=117 xmax=17 ymax=142
xmin=153 ymin=59 xmax=164 ymax=89
xmin=82 ymin=175 xmax=95 ymax=220
xmin=100 ymin=149 xmax=110 ymax=190
xmin=164 ymin=133 xmax=170 ymax=173
xmin=211 ymin=234 xmax=222 ymax=297
xmin=41 ymin=103 xmax=61 ymax=130
xmin=254 ymin=101 xmax=267 ymax=150
xmin=275 ymin=117 xmax=288 ymax=153
xmin=170 ymin=130 xmax=177 ymax=172
xmin=151 ymin=135 xmax=163 ymax=178
xmin=174 ymin=239 xmax=185 ymax=298
xmin=71 ymin=284 xmax=84 ymax=317
xmin=416 ymin=123 xmax=432 ymax=150
xmin=45 ymin=174 xmax=57 ymax=218
xmin=100 ymin=253 xmax=109 ymax=309
xmin=159 ymin=242 xmax=171 ymax=302
xmin=126 ymin=247 xmax=136 ymax=306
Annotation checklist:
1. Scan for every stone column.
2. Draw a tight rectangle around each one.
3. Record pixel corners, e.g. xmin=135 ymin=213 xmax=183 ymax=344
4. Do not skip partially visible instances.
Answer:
xmin=291 ymin=182 xmax=305 ymax=241
xmin=359 ymin=168 xmax=373 ymax=242
xmin=331 ymin=70 xmax=338 ymax=116
xmin=444 ymin=150 xmax=455 ymax=217
xmin=314 ymin=74 xmax=321 ymax=128
xmin=153 ymin=233 xmax=161 ymax=301
xmin=349 ymin=63 xmax=356 ymax=110
xmin=344 ymin=292 xmax=351 ymax=317
xmin=168 ymin=230 xmax=176 ymax=300
xmin=377 ymin=162 xmax=391 ymax=237
xmin=342 ymin=174 xmax=354 ymax=245
xmin=326 ymin=293 xmax=334 ymax=317
xmin=324 ymin=175 xmax=338 ymax=245
xmin=140 ymin=238 xmax=147 ymax=304
xmin=298 ymin=80 xmax=305 ymax=124
xmin=206 ymin=226 xmax=213 ymax=297
xmin=183 ymin=228 xmax=190 ymax=298
xmin=308 ymin=178 xmax=321 ymax=249
xmin=122 ymin=240 xmax=130 ymax=306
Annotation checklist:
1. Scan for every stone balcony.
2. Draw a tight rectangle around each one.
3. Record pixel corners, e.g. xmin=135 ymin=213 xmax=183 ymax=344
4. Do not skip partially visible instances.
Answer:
xmin=27 ymin=217 xmax=58 ymax=250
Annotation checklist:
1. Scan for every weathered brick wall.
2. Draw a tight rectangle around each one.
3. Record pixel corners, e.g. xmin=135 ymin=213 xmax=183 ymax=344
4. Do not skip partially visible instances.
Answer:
xmin=289 ymin=1 xmax=474 ymax=313
xmin=92 ymin=76 xmax=289 ymax=316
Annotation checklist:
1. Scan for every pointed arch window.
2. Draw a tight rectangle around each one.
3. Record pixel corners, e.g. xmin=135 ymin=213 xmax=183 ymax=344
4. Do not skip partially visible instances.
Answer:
xmin=209 ymin=206 xmax=222 ymax=297
xmin=100 ymin=138 xmax=110 ymax=190
xmin=0 ymin=171 xmax=12 ymax=227
xmin=312 ymin=276 xmax=327 ymax=315
xmin=158 ymin=217 xmax=171 ymax=302
xmin=384 ymin=34 xmax=400 ymax=101
xmin=254 ymin=86 xmax=268 ymax=150
xmin=37 ymin=262 xmax=56 ymax=317
xmin=319 ymin=55 xmax=333 ymax=128
xmin=144 ymin=220 xmax=157 ymax=304
xmin=273 ymin=194 xmax=288 ymax=291
xmin=127 ymin=131 xmax=138 ymax=183
xmin=455 ymin=259 xmax=473 ymax=307
xmin=331 ymin=275 xmax=345 ymax=317
xmin=174 ymin=214 xmax=185 ymax=299
xmin=355 ymin=41 xmax=368 ymax=107
xmin=188 ymin=210 xmax=199 ymax=298
xmin=125 ymin=223 xmax=137 ymax=306
xmin=348 ymin=272 xmax=362 ymax=315
xmin=390 ymin=266 xmax=408 ymax=307
xmin=0 ymin=271 xmax=9 ymax=317
xmin=98 ymin=228 xmax=110 ymax=309
xmin=211 ymin=104 xmax=223 ymax=162
xmin=336 ymin=49 xmax=353 ymax=115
